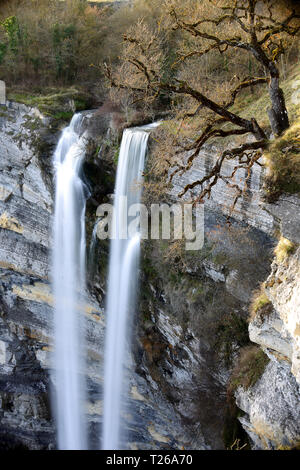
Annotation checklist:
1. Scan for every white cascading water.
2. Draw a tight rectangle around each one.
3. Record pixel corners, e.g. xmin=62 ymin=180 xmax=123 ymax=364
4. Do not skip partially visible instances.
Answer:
xmin=52 ymin=113 xmax=88 ymax=450
xmin=88 ymin=218 xmax=100 ymax=279
xmin=102 ymin=124 xmax=158 ymax=450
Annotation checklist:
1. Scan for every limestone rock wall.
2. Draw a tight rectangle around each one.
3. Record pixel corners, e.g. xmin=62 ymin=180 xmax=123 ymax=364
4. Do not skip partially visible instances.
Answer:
xmin=236 ymin=224 xmax=300 ymax=449
xmin=0 ymin=102 xmax=104 ymax=448
xmin=170 ymin=141 xmax=277 ymax=235
xmin=0 ymin=100 xmax=299 ymax=450
xmin=167 ymin=137 xmax=300 ymax=449
xmin=0 ymin=103 xmax=194 ymax=450
xmin=235 ymin=359 xmax=300 ymax=449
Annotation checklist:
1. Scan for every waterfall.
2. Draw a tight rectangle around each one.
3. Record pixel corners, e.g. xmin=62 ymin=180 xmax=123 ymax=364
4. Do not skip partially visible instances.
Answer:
xmin=88 ymin=218 xmax=100 ymax=278
xmin=102 ymin=124 xmax=158 ymax=450
xmin=52 ymin=113 xmax=88 ymax=450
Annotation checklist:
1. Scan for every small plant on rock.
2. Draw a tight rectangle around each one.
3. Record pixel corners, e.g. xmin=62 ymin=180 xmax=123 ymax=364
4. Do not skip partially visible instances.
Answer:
xmin=215 ymin=312 xmax=250 ymax=368
xmin=274 ymin=236 xmax=295 ymax=263
xmin=249 ymin=286 xmax=273 ymax=323
xmin=228 ymin=345 xmax=270 ymax=392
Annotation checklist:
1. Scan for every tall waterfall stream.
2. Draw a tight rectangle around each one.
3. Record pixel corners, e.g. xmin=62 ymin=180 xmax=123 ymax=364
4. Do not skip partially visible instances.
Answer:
xmin=52 ymin=115 xmax=157 ymax=449
xmin=102 ymin=125 xmax=157 ymax=449
xmin=52 ymin=113 xmax=88 ymax=450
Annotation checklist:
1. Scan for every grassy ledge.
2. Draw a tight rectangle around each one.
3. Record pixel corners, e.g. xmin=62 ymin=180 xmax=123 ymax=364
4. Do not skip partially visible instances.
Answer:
xmin=7 ymin=87 xmax=93 ymax=121
xmin=249 ymin=285 xmax=273 ymax=323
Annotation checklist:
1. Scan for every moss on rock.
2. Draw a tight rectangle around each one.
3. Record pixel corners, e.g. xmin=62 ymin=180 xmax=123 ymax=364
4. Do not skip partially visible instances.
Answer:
xmin=263 ymin=117 xmax=300 ymax=201
xmin=7 ymin=87 xmax=94 ymax=121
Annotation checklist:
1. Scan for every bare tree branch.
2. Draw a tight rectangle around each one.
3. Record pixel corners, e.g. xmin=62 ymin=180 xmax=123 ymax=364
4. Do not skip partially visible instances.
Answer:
xmin=107 ymin=0 xmax=300 ymax=209
xmin=177 ymin=140 xmax=267 ymax=201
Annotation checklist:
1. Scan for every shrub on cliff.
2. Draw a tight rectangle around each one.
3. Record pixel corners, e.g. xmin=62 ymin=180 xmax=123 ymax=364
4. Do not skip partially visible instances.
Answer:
xmin=263 ymin=117 xmax=300 ymax=201
xmin=249 ymin=285 xmax=273 ymax=323
xmin=228 ymin=345 xmax=270 ymax=392
xmin=274 ymin=236 xmax=296 ymax=263
xmin=215 ymin=312 xmax=250 ymax=368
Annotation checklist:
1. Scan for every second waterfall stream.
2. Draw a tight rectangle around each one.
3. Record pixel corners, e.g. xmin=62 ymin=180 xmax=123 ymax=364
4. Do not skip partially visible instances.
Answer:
xmin=52 ymin=112 xmax=157 ymax=450
xmin=102 ymin=123 xmax=158 ymax=450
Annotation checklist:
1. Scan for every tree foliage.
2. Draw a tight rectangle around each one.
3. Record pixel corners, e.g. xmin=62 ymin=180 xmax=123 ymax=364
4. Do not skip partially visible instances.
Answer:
xmin=106 ymin=0 xmax=300 ymax=208
xmin=0 ymin=0 xmax=108 ymax=86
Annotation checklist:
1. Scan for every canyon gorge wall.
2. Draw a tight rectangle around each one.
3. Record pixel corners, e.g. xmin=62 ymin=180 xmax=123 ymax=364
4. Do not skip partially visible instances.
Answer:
xmin=0 ymin=100 xmax=299 ymax=449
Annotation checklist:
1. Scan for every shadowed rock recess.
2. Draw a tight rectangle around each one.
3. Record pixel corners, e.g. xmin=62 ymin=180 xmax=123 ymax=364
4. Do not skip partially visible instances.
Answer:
xmin=0 ymin=100 xmax=299 ymax=450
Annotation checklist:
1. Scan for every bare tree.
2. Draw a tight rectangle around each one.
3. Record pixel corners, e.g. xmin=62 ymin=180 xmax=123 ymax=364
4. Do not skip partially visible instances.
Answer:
xmin=105 ymin=0 xmax=300 ymax=207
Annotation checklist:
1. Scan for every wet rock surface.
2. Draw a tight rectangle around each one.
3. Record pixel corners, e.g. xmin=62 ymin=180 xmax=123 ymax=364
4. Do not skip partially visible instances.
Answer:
xmin=0 ymin=101 xmax=299 ymax=450
xmin=0 ymin=103 xmax=191 ymax=449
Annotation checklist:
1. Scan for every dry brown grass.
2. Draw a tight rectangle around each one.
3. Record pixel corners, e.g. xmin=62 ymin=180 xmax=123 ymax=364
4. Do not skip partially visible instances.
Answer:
xmin=263 ymin=115 xmax=300 ymax=200
xmin=228 ymin=345 xmax=270 ymax=392
xmin=249 ymin=285 xmax=272 ymax=323
xmin=274 ymin=236 xmax=296 ymax=263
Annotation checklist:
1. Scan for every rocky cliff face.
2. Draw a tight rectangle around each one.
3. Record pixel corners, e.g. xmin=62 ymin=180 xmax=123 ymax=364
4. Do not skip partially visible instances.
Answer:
xmin=0 ymin=100 xmax=298 ymax=450
xmin=0 ymin=102 xmax=54 ymax=448
xmin=236 ymin=229 xmax=300 ymax=449
xmin=0 ymin=102 xmax=201 ymax=450
xmin=134 ymin=132 xmax=299 ymax=450
xmin=171 ymin=140 xmax=278 ymax=235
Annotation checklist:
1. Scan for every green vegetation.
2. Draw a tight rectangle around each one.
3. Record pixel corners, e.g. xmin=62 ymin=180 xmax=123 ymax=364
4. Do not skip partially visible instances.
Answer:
xmin=215 ymin=313 xmax=250 ymax=368
xmin=228 ymin=345 xmax=270 ymax=392
xmin=7 ymin=88 xmax=91 ymax=119
xmin=264 ymin=115 xmax=300 ymax=201
xmin=2 ymin=16 xmax=20 ymax=56
xmin=142 ymin=255 xmax=157 ymax=281
xmin=0 ymin=1 xmax=107 ymax=87
xmin=23 ymin=116 xmax=43 ymax=131
xmin=113 ymin=143 xmax=120 ymax=166
xmin=0 ymin=0 xmax=164 ymax=100
xmin=52 ymin=111 xmax=74 ymax=121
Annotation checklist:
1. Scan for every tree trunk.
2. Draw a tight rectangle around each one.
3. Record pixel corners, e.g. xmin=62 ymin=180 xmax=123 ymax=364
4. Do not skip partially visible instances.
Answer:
xmin=250 ymin=44 xmax=290 ymax=137
xmin=267 ymin=75 xmax=289 ymax=136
